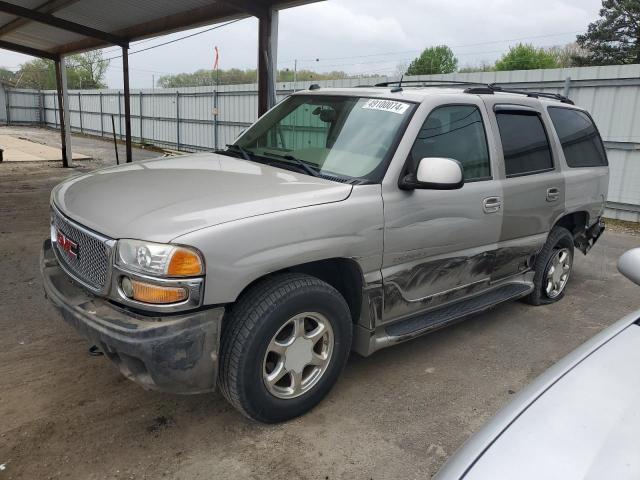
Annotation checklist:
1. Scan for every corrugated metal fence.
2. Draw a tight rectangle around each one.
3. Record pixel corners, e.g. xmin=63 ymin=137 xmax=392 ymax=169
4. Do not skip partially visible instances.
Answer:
xmin=2 ymin=64 xmax=640 ymax=221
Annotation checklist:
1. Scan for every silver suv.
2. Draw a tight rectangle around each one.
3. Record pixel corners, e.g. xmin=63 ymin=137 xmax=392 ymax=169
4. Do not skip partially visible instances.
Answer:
xmin=41 ymin=82 xmax=609 ymax=422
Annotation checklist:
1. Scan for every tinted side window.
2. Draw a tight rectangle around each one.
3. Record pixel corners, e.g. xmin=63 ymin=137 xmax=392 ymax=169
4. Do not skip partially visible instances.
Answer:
xmin=410 ymin=105 xmax=491 ymax=181
xmin=496 ymin=111 xmax=553 ymax=177
xmin=548 ymin=107 xmax=607 ymax=167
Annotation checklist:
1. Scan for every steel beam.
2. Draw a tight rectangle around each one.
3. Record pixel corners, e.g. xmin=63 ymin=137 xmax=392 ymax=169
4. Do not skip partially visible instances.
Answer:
xmin=257 ymin=8 xmax=278 ymax=116
xmin=0 ymin=39 xmax=57 ymax=59
xmin=0 ymin=0 xmax=127 ymax=46
xmin=0 ymin=0 xmax=79 ymax=37
xmin=54 ymin=57 xmax=72 ymax=167
xmin=216 ymin=0 xmax=270 ymax=17
xmin=122 ymin=46 xmax=132 ymax=162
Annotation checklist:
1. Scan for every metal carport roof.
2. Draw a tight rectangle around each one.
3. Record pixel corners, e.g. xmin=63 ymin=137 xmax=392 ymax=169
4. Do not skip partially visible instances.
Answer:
xmin=0 ymin=0 xmax=323 ymax=165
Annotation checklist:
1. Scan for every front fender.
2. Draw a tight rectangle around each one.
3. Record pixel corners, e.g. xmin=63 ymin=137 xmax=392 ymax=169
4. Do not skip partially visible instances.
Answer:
xmin=172 ymin=185 xmax=384 ymax=305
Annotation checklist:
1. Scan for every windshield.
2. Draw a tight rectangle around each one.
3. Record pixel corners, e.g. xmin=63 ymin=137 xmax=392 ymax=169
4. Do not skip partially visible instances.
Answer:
xmin=234 ymin=95 xmax=414 ymax=182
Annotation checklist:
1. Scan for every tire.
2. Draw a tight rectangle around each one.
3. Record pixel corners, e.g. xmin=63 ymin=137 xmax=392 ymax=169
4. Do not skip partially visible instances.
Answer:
xmin=525 ymin=226 xmax=575 ymax=306
xmin=218 ymin=273 xmax=352 ymax=423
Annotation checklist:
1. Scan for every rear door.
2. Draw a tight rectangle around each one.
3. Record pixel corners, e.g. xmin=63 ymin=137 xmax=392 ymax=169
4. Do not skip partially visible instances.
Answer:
xmin=484 ymin=101 xmax=566 ymax=281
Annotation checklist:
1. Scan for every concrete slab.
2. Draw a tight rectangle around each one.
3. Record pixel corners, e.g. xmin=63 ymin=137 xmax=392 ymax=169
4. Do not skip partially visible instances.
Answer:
xmin=0 ymin=134 xmax=90 ymax=162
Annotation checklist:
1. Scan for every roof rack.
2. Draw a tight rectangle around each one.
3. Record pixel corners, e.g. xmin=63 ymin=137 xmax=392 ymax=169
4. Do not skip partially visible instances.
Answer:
xmin=486 ymin=84 xmax=574 ymax=104
xmin=367 ymin=79 xmax=574 ymax=104
xmin=374 ymin=79 xmax=487 ymax=87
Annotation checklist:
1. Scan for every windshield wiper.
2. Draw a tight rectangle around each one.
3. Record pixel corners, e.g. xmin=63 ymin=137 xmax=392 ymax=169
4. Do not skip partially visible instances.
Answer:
xmin=225 ymin=143 xmax=252 ymax=162
xmin=262 ymin=152 xmax=321 ymax=178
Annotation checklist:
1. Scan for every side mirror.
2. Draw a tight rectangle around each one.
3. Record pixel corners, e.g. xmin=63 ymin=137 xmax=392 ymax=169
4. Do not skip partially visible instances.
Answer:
xmin=618 ymin=248 xmax=640 ymax=286
xmin=399 ymin=157 xmax=464 ymax=190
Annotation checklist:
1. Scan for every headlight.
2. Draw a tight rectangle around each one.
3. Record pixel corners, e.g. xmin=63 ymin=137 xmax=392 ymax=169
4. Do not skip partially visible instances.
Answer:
xmin=116 ymin=239 xmax=204 ymax=277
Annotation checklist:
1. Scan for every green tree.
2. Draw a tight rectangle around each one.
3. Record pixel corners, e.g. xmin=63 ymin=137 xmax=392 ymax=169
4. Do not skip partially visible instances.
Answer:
xmin=406 ymin=45 xmax=458 ymax=75
xmin=494 ymin=43 xmax=559 ymax=71
xmin=157 ymin=68 xmax=352 ymax=87
xmin=458 ymin=61 xmax=496 ymax=73
xmin=548 ymin=43 xmax=590 ymax=67
xmin=15 ymin=51 xmax=109 ymax=90
xmin=67 ymin=51 xmax=109 ymax=89
xmin=0 ymin=67 xmax=15 ymax=84
xmin=576 ymin=0 xmax=640 ymax=65
xmin=15 ymin=58 xmax=55 ymax=89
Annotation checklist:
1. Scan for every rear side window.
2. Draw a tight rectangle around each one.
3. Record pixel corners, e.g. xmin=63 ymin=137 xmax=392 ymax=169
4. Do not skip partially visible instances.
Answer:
xmin=409 ymin=105 xmax=491 ymax=181
xmin=548 ymin=107 xmax=608 ymax=167
xmin=496 ymin=111 xmax=554 ymax=177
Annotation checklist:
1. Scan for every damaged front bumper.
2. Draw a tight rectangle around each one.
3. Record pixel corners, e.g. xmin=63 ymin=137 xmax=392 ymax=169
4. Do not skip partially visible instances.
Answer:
xmin=40 ymin=239 xmax=224 ymax=394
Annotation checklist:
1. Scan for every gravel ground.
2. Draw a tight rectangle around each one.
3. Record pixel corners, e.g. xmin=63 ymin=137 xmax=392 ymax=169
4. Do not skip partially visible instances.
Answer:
xmin=1 ymin=127 xmax=639 ymax=480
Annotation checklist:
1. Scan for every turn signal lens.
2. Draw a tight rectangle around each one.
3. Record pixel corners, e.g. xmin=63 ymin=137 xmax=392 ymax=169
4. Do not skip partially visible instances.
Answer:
xmin=129 ymin=279 xmax=188 ymax=304
xmin=167 ymin=248 xmax=204 ymax=277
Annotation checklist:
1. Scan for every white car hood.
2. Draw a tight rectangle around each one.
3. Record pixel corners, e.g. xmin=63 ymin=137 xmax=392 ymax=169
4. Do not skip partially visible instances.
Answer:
xmin=52 ymin=153 xmax=352 ymax=242
xmin=436 ymin=313 xmax=640 ymax=480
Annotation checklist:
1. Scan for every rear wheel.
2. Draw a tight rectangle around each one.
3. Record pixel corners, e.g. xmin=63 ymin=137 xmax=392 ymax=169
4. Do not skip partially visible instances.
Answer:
xmin=219 ymin=273 xmax=352 ymax=423
xmin=525 ymin=227 xmax=574 ymax=305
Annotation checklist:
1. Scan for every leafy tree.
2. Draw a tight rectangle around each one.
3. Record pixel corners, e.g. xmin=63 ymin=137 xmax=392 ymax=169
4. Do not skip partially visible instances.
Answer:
xmin=0 ymin=67 xmax=15 ymax=84
xmin=67 ymin=51 xmax=109 ymax=89
xmin=14 ymin=51 xmax=109 ymax=90
xmin=406 ymin=45 xmax=458 ymax=75
xmin=547 ymin=42 xmax=591 ymax=67
xmin=458 ymin=61 xmax=496 ymax=73
xmin=15 ymin=58 xmax=55 ymax=89
xmin=576 ymin=0 xmax=640 ymax=65
xmin=494 ymin=43 xmax=559 ymax=71
xmin=157 ymin=68 xmax=352 ymax=87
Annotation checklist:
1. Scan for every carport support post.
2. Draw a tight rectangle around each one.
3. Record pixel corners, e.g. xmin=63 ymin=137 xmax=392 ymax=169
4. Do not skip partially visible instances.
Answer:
xmin=122 ymin=45 xmax=133 ymax=163
xmin=54 ymin=56 xmax=73 ymax=168
xmin=257 ymin=8 xmax=278 ymax=116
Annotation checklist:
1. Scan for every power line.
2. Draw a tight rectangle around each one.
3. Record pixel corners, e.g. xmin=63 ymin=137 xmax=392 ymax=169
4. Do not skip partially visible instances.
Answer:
xmin=283 ymin=30 xmax=581 ymax=65
xmin=99 ymin=18 xmax=243 ymax=63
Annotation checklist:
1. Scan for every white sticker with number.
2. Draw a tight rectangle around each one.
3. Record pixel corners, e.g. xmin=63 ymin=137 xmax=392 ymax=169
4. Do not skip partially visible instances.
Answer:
xmin=362 ymin=99 xmax=410 ymax=115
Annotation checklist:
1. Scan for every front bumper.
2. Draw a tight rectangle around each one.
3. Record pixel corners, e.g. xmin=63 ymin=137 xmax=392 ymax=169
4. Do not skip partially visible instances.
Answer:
xmin=41 ymin=239 xmax=224 ymax=394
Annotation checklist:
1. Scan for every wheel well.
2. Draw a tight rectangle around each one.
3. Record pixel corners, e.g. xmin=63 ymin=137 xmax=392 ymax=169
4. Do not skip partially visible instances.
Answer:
xmin=554 ymin=211 xmax=589 ymax=237
xmin=236 ymin=259 xmax=364 ymax=324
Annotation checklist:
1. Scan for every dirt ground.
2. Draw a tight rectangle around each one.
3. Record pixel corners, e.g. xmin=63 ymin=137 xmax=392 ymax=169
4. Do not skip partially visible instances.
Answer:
xmin=1 ymin=127 xmax=639 ymax=480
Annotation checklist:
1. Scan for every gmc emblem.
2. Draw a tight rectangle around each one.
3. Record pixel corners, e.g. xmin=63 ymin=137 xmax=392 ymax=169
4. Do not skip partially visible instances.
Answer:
xmin=56 ymin=229 xmax=79 ymax=259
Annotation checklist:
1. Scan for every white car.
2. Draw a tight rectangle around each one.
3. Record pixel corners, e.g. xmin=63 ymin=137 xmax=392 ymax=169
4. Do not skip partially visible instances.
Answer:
xmin=436 ymin=247 xmax=640 ymax=479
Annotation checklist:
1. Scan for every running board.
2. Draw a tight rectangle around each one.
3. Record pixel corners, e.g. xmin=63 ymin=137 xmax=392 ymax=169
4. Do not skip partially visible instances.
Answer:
xmin=384 ymin=283 xmax=533 ymax=340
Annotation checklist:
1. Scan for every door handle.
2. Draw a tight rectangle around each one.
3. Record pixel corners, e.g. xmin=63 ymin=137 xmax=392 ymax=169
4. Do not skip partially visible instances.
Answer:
xmin=483 ymin=196 xmax=502 ymax=214
xmin=546 ymin=187 xmax=560 ymax=202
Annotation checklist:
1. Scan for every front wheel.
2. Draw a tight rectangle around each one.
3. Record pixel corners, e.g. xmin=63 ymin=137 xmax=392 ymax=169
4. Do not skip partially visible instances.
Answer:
xmin=525 ymin=226 xmax=574 ymax=305
xmin=219 ymin=273 xmax=352 ymax=423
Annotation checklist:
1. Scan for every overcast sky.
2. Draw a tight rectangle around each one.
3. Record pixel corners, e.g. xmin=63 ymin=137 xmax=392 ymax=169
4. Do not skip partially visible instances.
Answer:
xmin=0 ymin=0 xmax=604 ymax=88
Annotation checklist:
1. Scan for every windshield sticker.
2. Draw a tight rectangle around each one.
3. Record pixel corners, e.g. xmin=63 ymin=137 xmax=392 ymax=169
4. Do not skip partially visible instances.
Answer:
xmin=362 ymin=99 xmax=410 ymax=115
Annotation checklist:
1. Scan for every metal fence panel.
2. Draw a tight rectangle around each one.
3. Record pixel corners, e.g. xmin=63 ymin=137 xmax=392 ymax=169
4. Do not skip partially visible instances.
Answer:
xmin=2 ymin=64 xmax=640 ymax=219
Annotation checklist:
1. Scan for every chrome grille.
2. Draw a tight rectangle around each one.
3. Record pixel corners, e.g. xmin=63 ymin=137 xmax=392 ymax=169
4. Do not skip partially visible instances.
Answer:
xmin=51 ymin=207 xmax=111 ymax=291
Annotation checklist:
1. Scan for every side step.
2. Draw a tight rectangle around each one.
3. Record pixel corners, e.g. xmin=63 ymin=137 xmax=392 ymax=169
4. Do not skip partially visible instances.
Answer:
xmin=385 ymin=283 xmax=533 ymax=339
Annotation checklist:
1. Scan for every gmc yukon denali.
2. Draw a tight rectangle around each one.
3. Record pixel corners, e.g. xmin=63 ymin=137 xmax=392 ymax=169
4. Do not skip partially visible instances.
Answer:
xmin=41 ymin=83 xmax=609 ymax=422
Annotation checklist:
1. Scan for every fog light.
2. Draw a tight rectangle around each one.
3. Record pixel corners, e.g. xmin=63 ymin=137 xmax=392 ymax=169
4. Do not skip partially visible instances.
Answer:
xmin=121 ymin=276 xmax=134 ymax=298
xmin=121 ymin=277 xmax=188 ymax=304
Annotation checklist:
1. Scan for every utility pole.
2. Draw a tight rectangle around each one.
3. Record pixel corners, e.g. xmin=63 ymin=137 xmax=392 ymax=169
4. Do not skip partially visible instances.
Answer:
xmin=293 ymin=59 xmax=297 ymax=92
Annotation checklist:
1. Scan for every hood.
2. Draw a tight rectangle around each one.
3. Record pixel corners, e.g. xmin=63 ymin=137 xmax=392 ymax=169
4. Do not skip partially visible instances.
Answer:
xmin=437 ymin=314 xmax=640 ymax=480
xmin=53 ymin=153 xmax=352 ymax=242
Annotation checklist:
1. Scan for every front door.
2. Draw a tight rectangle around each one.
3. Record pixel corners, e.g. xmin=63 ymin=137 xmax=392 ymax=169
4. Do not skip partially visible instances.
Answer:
xmin=381 ymin=101 xmax=503 ymax=322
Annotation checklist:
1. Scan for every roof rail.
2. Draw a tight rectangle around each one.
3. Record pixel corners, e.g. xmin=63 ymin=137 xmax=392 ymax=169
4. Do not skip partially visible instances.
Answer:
xmin=487 ymin=84 xmax=574 ymax=104
xmin=374 ymin=79 xmax=487 ymax=87
xmin=365 ymin=79 xmax=574 ymax=104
